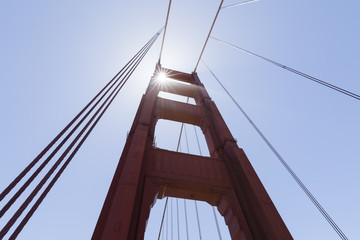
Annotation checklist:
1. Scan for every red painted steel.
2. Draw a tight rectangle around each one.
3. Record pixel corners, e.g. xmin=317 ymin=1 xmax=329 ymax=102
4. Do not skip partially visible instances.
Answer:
xmin=92 ymin=65 xmax=293 ymax=240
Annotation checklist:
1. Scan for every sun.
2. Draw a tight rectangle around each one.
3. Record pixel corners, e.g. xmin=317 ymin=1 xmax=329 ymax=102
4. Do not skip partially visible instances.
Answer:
xmin=156 ymin=71 xmax=168 ymax=83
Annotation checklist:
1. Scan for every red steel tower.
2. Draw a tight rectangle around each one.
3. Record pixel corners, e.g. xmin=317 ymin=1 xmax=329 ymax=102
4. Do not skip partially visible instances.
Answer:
xmin=92 ymin=66 xmax=293 ymax=240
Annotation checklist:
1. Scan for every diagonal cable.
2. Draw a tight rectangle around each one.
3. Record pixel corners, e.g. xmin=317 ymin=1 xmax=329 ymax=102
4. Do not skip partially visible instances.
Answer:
xmin=0 ymin=30 xmax=161 ymax=239
xmin=0 ymin=34 xmax=156 ymax=203
xmin=222 ymin=0 xmax=259 ymax=9
xmin=201 ymin=59 xmax=349 ymax=240
xmin=0 ymin=36 xmax=155 ymax=218
xmin=211 ymin=37 xmax=360 ymax=101
xmin=99 ymin=28 xmax=164 ymax=240
xmin=4 ymin=32 xmax=159 ymax=239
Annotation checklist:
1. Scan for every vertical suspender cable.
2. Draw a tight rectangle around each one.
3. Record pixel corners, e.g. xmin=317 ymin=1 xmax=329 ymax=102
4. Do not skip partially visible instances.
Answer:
xmin=183 ymin=124 xmax=190 ymax=154
xmin=194 ymin=201 xmax=203 ymax=240
xmin=171 ymin=198 xmax=173 ymax=240
xmin=176 ymin=123 xmax=185 ymax=152
xmin=182 ymin=117 xmax=190 ymax=240
xmin=183 ymin=199 xmax=189 ymax=240
xmin=201 ymin=59 xmax=349 ymax=240
xmin=183 ymin=124 xmax=203 ymax=240
xmin=162 ymin=216 xmax=164 ymax=240
xmin=193 ymin=126 xmax=202 ymax=156
xmin=158 ymin=111 xmax=186 ymax=239
xmin=166 ymin=205 xmax=169 ymax=240
xmin=212 ymin=206 xmax=223 ymax=240
xmin=176 ymin=198 xmax=180 ymax=240
xmin=157 ymin=197 xmax=169 ymax=240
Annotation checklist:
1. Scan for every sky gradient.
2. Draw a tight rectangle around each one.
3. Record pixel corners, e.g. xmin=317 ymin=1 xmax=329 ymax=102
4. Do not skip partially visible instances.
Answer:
xmin=1 ymin=0 xmax=359 ymax=239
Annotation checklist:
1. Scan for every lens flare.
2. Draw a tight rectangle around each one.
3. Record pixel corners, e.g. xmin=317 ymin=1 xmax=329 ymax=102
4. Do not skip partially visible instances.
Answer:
xmin=156 ymin=72 xmax=167 ymax=82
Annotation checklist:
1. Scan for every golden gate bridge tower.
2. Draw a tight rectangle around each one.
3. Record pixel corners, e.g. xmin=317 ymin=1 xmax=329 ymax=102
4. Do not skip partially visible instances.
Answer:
xmin=92 ymin=65 xmax=292 ymax=239
xmin=0 ymin=1 xmax=355 ymax=239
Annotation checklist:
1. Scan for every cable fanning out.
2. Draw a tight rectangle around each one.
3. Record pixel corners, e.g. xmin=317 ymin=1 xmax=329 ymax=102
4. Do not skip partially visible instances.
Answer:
xmin=211 ymin=37 xmax=360 ymax=101
xmin=201 ymin=59 xmax=349 ymax=240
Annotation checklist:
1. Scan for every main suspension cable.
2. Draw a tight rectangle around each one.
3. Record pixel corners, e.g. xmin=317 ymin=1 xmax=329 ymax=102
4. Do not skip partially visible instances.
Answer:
xmin=0 ymin=30 xmax=161 ymax=239
xmin=98 ymin=28 xmax=165 ymax=240
xmin=0 ymin=36 xmax=155 ymax=218
xmin=0 ymin=34 xmax=156 ymax=203
xmin=201 ymin=59 xmax=349 ymax=240
xmin=158 ymin=0 xmax=172 ymax=64
xmin=221 ymin=0 xmax=259 ymax=9
xmin=6 ymin=34 xmax=158 ymax=239
xmin=211 ymin=37 xmax=360 ymax=101
xmin=194 ymin=0 xmax=224 ymax=72
xmin=9 ymin=74 xmax=132 ymax=239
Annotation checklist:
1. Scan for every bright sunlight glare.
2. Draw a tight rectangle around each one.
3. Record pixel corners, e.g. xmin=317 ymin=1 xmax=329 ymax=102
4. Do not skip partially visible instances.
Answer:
xmin=156 ymin=71 xmax=168 ymax=82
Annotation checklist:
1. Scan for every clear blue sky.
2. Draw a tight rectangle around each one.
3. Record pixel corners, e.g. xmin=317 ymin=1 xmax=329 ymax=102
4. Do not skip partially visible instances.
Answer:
xmin=0 ymin=0 xmax=359 ymax=239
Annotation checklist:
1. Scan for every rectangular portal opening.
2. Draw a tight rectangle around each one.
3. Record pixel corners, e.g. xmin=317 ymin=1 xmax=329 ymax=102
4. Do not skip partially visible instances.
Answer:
xmin=144 ymin=197 xmax=232 ymax=239
xmin=158 ymin=91 xmax=196 ymax=105
xmin=154 ymin=119 xmax=209 ymax=157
